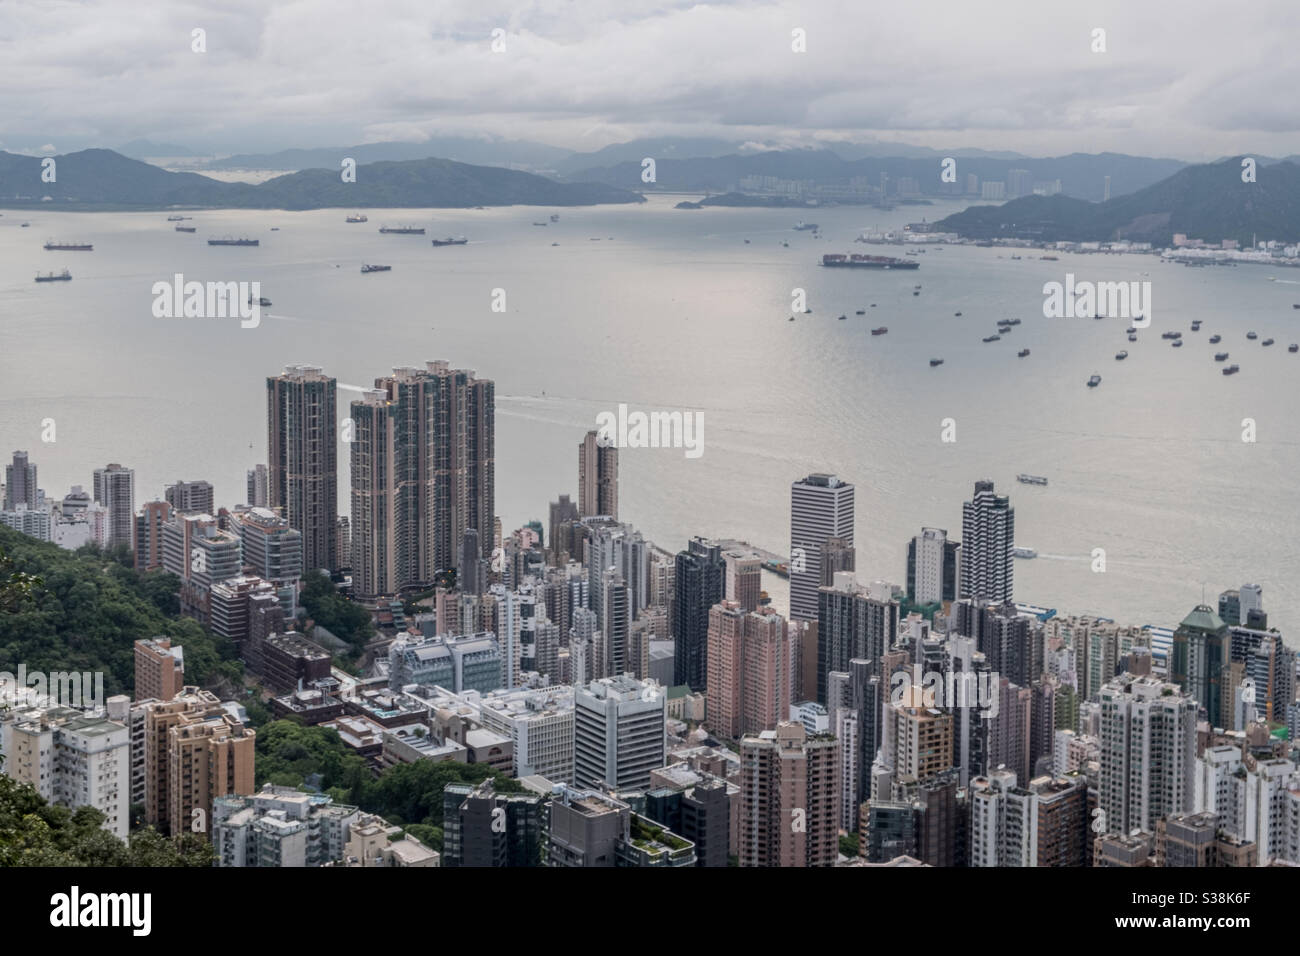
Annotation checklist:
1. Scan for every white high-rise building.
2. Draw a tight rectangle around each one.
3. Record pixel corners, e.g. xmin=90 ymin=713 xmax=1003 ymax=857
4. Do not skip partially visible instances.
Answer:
xmin=790 ymin=474 xmax=854 ymax=621
xmin=93 ymin=463 xmax=135 ymax=552
xmin=1099 ymin=676 xmax=1197 ymax=835
xmin=960 ymin=480 xmax=1014 ymax=603
xmin=573 ymin=675 xmax=666 ymax=791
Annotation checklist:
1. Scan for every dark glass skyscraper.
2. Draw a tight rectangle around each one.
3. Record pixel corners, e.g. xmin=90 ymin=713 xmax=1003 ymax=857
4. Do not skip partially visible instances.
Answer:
xmin=673 ymin=537 xmax=725 ymax=691
xmin=267 ymin=365 xmax=338 ymax=573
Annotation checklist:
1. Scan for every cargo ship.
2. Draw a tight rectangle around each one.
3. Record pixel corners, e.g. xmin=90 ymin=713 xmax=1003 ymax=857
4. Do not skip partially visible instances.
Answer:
xmin=821 ymin=253 xmax=919 ymax=270
xmin=175 ymin=224 xmax=196 ymax=233
xmin=34 ymin=269 xmax=72 ymax=282
xmin=44 ymin=240 xmax=93 ymax=251
xmin=982 ymin=334 xmax=1001 ymax=343
xmin=208 ymin=237 xmax=259 ymax=246
xmin=1017 ymin=474 xmax=1047 ymax=486
xmin=361 ymin=264 xmax=391 ymax=273
xmin=379 ymin=225 xmax=425 ymax=234
xmin=346 ymin=213 xmax=368 ymax=223
xmin=431 ymin=237 xmax=468 ymax=246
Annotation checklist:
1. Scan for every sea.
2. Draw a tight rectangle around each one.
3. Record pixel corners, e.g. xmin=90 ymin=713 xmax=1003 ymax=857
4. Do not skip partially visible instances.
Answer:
xmin=2 ymin=195 xmax=1298 ymax=639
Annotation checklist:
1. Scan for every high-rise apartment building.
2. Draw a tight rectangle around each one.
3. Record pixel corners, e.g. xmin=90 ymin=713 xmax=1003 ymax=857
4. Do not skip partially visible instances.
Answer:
xmin=959 ymin=480 xmax=1014 ymax=603
xmin=93 ymin=462 xmax=135 ymax=552
xmin=165 ymin=479 xmax=215 ymax=515
xmin=790 ymin=474 xmax=855 ymax=621
xmin=4 ymin=450 xmax=38 ymax=511
xmin=907 ymin=527 xmax=959 ymax=605
xmin=816 ymin=573 xmax=899 ymax=703
xmin=267 ymin=365 xmax=338 ymax=573
xmin=135 ymin=637 xmax=184 ymax=702
xmin=738 ymin=721 xmax=839 ymax=867
xmin=246 ymin=464 xmax=269 ymax=508
xmin=578 ymin=429 xmax=618 ymax=519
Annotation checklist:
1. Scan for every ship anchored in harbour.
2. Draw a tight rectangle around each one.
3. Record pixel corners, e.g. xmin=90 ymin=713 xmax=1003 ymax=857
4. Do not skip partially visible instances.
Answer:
xmin=821 ymin=253 xmax=919 ymax=270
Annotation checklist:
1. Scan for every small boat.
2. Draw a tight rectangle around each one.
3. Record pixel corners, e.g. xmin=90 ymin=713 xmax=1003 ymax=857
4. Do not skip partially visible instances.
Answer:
xmin=1262 ymin=338 xmax=1275 ymax=346
xmin=954 ymin=311 xmax=962 ymax=317
xmin=1010 ymin=255 xmax=1021 ymax=260
xmin=166 ymin=215 xmax=190 ymax=222
xmin=782 ymin=241 xmax=789 ymax=247
xmin=1290 ymin=344 xmax=1299 ymax=353
xmin=1127 ymin=333 xmax=1137 ymax=342
xmin=1247 ymin=331 xmax=1258 ymax=340
xmin=361 ymin=264 xmax=391 ymax=273
xmin=871 ymin=327 xmax=888 ymax=336
xmin=431 ymin=237 xmax=468 ymax=246
xmin=246 ymin=296 xmax=272 ymax=307
xmin=1293 ymin=304 xmax=1300 ymax=309
xmin=1191 ymin=321 xmax=1201 ymax=330
xmin=1115 ymin=351 xmax=1128 ymax=360
xmin=1017 ymin=474 xmax=1047 ymax=485
xmin=913 ymin=290 xmax=920 ymax=296
xmin=1041 ymin=255 xmax=1058 ymax=261
xmin=1012 ymin=547 xmax=1038 ymax=559
xmin=1087 ymin=374 xmax=1102 ymax=387
xmin=551 ymin=242 xmax=559 ymax=247
xmin=346 ymin=214 xmax=368 ymax=223
xmin=855 ymin=310 xmax=865 ymax=315
xmin=788 ymin=316 xmax=795 ymax=322
xmin=270 ymin=227 xmax=279 ymax=231
xmin=549 ymin=214 xmax=559 ymax=222
xmin=1172 ymin=339 xmax=1183 ymax=347
xmin=744 ymin=239 xmax=750 ymax=244
xmin=1018 ymin=348 xmax=1030 ymax=357
xmin=1222 ymin=364 xmax=1240 ymax=375
xmin=175 ymin=224 xmax=196 ymax=233
xmin=1209 ymin=334 xmax=1222 ymax=344
xmin=913 ymin=284 xmax=922 ymax=290
xmin=982 ymin=334 xmax=1001 ymax=343
xmin=1007 ymin=318 xmax=1021 ymax=325
xmin=870 ymin=303 xmax=876 ymax=307
xmin=1161 ymin=331 xmax=1182 ymax=340
xmin=34 ymin=269 xmax=72 ymax=282
xmin=837 ymin=314 xmax=847 ymax=321
xmin=533 ymin=221 xmax=548 ymax=226
xmin=20 ymin=222 xmax=29 ymax=227
xmin=929 ymin=358 xmax=944 ymax=367
xmin=1215 ymin=352 xmax=1229 ymax=361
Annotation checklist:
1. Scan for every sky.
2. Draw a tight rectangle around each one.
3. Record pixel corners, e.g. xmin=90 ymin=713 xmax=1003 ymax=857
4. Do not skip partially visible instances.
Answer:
xmin=1 ymin=0 xmax=1298 ymax=161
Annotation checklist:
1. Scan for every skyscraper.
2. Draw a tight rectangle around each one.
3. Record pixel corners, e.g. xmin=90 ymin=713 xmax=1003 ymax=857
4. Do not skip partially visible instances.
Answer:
xmin=246 ymin=464 xmax=269 ymax=508
xmin=906 ymin=527 xmax=959 ymax=605
xmin=816 ymin=573 xmax=899 ymax=703
xmin=1171 ymin=604 xmax=1230 ymax=726
xmin=790 ymin=474 xmax=855 ymax=621
xmin=578 ymin=429 xmax=618 ymax=519
xmin=267 ymin=365 xmax=337 ymax=573
xmin=738 ymin=722 xmax=839 ymax=867
xmin=347 ymin=362 xmax=496 ymax=599
xmin=93 ymin=463 xmax=135 ymax=552
xmin=673 ymin=537 xmax=725 ymax=691
xmin=4 ymin=451 xmax=37 ymax=511
xmin=959 ymin=480 xmax=1014 ymax=603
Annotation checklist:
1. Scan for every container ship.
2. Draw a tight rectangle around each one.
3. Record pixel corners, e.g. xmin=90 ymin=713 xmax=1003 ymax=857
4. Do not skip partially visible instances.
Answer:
xmin=379 ymin=225 xmax=425 ymax=234
xmin=361 ymin=264 xmax=391 ymax=273
xmin=821 ymin=253 xmax=919 ymax=270
xmin=175 ymin=224 xmax=196 ymax=233
xmin=1017 ymin=474 xmax=1048 ymax=486
xmin=44 ymin=240 xmax=93 ymax=251
xmin=34 ymin=269 xmax=72 ymax=282
xmin=208 ymin=237 xmax=259 ymax=246
xmin=431 ymin=237 xmax=468 ymax=246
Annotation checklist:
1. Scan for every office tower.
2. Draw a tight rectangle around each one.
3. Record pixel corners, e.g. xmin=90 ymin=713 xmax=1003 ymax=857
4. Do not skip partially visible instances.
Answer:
xmin=706 ymin=601 xmax=747 ymax=739
xmin=818 ymin=536 xmax=855 ymax=587
xmin=474 ymin=684 xmax=575 ymax=782
xmin=1239 ymin=583 xmax=1263 ymax=623
xmin=5 ymin=711 xmax=131 ymax=839
xmin=959 ymin=480 xmax=1014 ymax=603
xmin=1218 ymin=589 xmax=1241 ymax=626
xmin=573 ymin=675 xmax=666 ymax=791
xmin=906 ymin=527 xmax=959 ymax=605
xmin=816 ymin=574 xmax=899 ymax=703
xmin=4 ymin=451 xmax=37 ymax=511
xmin=738 ymin=722 xmax=839 ymax=867
xmin=1171 ymin=604 xmax=1230 ymax=726
xmin=165 ymin=479 xmax=214 ymax=515
xmin=442 ymin=780 xmax=546 ymax=867
xmin=160 ymin=512 xmax=242 ymax=625
xmin=134 ymin=637 xmax=184 ymax=702
xmin=246 ymin=464 xmax=269 ymax=508
xmin=1099 ymin=676 xmax=1197 ymax=836
xmin=723 ymin=548 xmax=761 ymax=612
xmin=144 ymin=688 xmax=255 ymax=836
xmin=267 ymin=365 xmax=338 ymax=573
xmin=673 ymin=537 xmax=725 ymax=691
xmin=134 ymin=500 xmax=171 ymax=571
xmin=548 ymin=494 xmax=580 ymax=562
xmin=578 ymin=429 xmax=618 ymax=519
xmin=93 ymin=462 xmax=135 ymax=551
xmin=863 ymin=801 xmax=919 ymax=862
xmin=790 ymin=474 xmax=855 ymax=621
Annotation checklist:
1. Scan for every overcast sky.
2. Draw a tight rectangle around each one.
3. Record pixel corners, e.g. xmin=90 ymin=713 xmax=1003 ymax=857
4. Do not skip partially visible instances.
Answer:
xmin=2 ymin=0 xmax=1298 ymax=160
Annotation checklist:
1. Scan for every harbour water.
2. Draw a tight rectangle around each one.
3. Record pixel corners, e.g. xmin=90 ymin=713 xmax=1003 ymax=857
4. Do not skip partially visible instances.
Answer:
xmin=2 ymin=196 xmax=1298 ymax=636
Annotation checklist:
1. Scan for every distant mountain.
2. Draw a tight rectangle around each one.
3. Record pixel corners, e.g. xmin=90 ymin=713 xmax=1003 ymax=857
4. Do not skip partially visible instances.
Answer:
xmin=0 ymin=149 xmax=643 ymax=210
xmin=935 ymin=157 xmax=1300 ymax=245
xmin=117 ymin=139 xmax=199 ymax=158
xmin=203 ymin=138 xmax=572 ymax=173
xmin=554 ymin=137 xmax=749 ymax=176
xmin=565 ymin=149 xmax=1186 ymax=202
